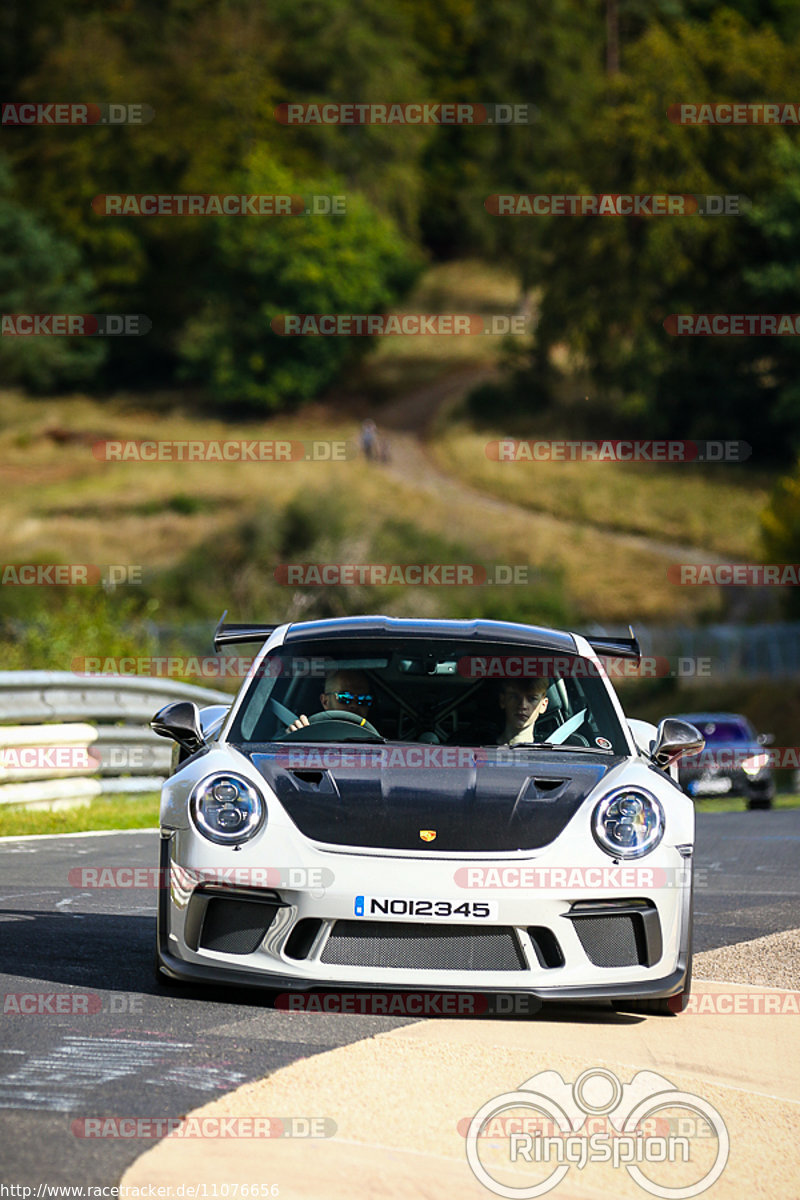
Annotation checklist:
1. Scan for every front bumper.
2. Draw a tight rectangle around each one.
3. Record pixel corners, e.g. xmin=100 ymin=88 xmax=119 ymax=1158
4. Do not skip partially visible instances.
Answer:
xmin=157 ymin=829 xmax=693 ymax=1002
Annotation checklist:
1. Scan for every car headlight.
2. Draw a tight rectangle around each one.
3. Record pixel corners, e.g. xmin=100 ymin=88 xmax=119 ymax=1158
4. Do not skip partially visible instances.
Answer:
xmin=592 ymin=788 xmax=664 ymax=859
xmin=190 ymin=773 xmax=265 ymax=845
xmin=741 ymin=753 xmax=769 ymax=777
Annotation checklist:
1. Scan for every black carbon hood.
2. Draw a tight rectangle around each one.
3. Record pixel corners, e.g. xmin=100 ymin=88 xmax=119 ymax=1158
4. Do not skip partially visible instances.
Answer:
xmin=246 ymin=745 xmax=620 ymax=851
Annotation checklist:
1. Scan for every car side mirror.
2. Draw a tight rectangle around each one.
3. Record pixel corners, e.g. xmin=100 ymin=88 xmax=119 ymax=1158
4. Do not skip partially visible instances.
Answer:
xmin=651 ymin=718 xmax=704 ymax=768
xmin=151 ymin=700 xmax=204 ymax=754
xmin=758 ymin=732 xmax=775 ymax=746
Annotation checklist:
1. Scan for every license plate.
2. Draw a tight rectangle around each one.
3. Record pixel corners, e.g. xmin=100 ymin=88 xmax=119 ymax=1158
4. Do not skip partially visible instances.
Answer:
xmin=354 ymin=896 xmax=498 ymax=920
xmin=690 ymin=776 xmax=732 ymax=795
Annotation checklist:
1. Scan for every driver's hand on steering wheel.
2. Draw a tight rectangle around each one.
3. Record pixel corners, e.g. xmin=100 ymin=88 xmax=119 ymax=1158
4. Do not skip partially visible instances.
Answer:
xmin=286 ymin=714 xmax=310 ymax=732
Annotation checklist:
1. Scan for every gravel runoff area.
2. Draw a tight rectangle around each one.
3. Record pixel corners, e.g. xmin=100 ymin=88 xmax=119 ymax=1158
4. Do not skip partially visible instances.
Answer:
xmin=694 ymin=927 xmax=800 ymax=990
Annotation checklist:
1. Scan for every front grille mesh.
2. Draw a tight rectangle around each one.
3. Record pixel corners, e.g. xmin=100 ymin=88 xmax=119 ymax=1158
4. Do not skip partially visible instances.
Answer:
xmin=572 ymin=915 xmax=641 ymax=967
xmin=199 ymin=898 xmax=279 ymax=955
xmin=320 ymin=921 xmax=526 ymax=971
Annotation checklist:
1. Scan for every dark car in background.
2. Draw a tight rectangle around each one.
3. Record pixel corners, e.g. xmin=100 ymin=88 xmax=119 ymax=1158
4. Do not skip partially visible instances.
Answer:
xmin=670 ymin=712 xmax=775 ymax=810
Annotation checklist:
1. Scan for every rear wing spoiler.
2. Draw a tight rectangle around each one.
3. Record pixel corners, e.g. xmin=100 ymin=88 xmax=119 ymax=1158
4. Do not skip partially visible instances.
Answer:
xmin=584 ymin=626 xmax=641 ymax=662
xmin=211 ymin=613 xmax=641 ymax=661
xmin=213 ymin=611 xmax=279 ymax=651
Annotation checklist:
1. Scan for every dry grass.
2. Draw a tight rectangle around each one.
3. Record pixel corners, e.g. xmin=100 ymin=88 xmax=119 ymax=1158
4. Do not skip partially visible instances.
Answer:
xmin=429 ymin=422 xmax=768 ymax=559
xmin=0 ymin=255 xmax=769 ymax=626
xmin=0 ymin=382 xmax=752 ymax=624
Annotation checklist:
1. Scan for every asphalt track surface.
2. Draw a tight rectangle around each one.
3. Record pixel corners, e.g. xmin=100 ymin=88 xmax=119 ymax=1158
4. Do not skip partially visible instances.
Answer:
xmin=0 ymin=809 xmax=798 ymax=1188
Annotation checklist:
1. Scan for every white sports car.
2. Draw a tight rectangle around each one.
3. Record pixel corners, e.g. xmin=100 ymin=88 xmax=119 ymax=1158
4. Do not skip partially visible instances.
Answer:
xmin=152 ymin=616 xmax=703 ymax=1015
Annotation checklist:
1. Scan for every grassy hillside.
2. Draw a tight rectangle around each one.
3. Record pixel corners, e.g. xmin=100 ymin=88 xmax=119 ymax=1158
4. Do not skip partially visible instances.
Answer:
xmin=428 ymin=423 xmax=768 ymax=560
xmin=0 ymin=261 xmax=775 ymax=665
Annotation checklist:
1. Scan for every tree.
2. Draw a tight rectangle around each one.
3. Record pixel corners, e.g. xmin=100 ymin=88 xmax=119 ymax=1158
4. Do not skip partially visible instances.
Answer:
xmin=0 ymin=153 xmax=104 ymax=390
xmin=504 ymin=10 xmax=800 ymax=456
xmin=176 ymin=151 xmax=421 ymax=410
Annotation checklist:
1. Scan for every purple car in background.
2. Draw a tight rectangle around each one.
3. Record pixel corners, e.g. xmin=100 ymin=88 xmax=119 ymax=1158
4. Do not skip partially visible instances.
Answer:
xmin=671 ymin=712 xmax=775 ymax=810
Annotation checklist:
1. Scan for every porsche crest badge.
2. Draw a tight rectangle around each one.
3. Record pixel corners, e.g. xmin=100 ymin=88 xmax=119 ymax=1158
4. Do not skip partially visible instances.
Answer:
xmin=419 ymin=830 xmax=437 ymax=842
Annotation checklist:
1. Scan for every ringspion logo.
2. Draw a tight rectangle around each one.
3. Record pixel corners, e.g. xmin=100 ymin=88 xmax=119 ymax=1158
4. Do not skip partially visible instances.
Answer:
xmin=466 ymin=1068 xmax=728 ymax=1198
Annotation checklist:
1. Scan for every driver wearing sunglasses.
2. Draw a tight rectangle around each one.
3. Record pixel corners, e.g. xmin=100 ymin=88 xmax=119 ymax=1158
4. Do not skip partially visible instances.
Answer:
xmin=285 ymin=670 xmax=373 ymax=732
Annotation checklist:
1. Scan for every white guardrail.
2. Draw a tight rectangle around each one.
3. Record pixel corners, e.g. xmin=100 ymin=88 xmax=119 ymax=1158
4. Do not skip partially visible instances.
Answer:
xmin=0 ymin=672 xmax=232 ymax=809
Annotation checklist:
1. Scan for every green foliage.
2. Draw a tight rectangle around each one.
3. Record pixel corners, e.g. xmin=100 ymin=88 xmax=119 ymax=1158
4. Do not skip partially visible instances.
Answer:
xmin=138 ymin=486 xmax=572 ymax=630
xmin=501 ymin=11 xmax=800 ymax=457
xmin=761 ymin=463 xmax=800 ymax=615
xmin=0 ymin=795 xmax=160 ymax=838
xmin=176 ymin=153 xmax=421 ymax=410
xmin=0 ymin=153 xmax=105 ymax=390
xmin=744 ymin=137 xmax=800 ymax=447
xmin=6 ymin=0 xmax=800 ymax=442
xmin=0 ymin=591 xmax=158 ymax=672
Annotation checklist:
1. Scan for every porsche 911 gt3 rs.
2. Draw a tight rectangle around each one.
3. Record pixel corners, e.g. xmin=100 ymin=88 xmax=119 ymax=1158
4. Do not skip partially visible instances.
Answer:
xmin=152 ymin=615 xmax=703 ymax=1015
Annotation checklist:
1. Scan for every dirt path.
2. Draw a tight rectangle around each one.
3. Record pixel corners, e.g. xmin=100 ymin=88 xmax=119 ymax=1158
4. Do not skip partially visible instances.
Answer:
xmin=374 ymin=368 xmax=725 ymax=567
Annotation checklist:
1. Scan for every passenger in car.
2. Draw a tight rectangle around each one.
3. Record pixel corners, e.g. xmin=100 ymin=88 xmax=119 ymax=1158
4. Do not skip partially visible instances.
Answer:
xmin=285 ymin=670 xmax=373 ymax=732
xmin=497 ymin=678 xmax=549 ymax=745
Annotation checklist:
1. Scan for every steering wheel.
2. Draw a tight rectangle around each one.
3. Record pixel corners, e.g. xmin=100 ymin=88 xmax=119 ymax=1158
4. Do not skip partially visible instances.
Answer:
xmin=561 ymin=733 xmax=591 ymax=747
xmin=279 ymin=708 xmax=383 ymax=742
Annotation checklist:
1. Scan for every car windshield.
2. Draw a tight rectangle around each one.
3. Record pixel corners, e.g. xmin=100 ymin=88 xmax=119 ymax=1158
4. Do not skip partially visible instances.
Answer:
xmin=684 ymin=717 xmax=754 ymax=744
xmin=226 ymin=636 xmax=629 ymax=754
